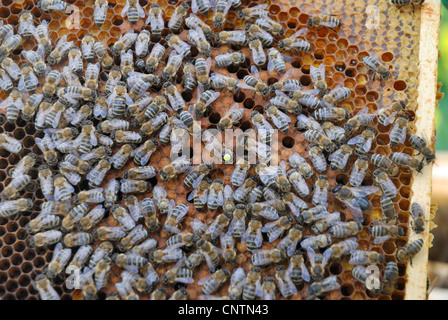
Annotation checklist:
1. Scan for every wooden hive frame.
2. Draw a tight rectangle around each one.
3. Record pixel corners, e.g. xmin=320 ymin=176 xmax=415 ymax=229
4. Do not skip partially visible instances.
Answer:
xmin=405 ymin=0 xmax=441 ymax=300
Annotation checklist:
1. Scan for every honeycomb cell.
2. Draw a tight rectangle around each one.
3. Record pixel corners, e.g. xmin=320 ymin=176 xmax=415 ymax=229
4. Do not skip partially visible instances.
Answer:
xmin=393 ymin=80 xmax=407 ymax=91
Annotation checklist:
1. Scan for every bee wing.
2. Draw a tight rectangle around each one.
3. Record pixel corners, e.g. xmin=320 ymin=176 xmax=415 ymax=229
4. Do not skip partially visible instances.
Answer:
xmin=121 ymin=2 xmax=129 ymax=17
xmin=362 ymin=137 xmax=373 ymax=153
xmin=310 ymin=65 xmax=319 ymax=83
xmin=347 ymin=134 xmax=362 ymax=145
xmin=250 ymin=65 xmax=261 ymax=80
xmin=18 ymin=75 xmax=25 ymax=92
xmin=290 ymin=28 xmax=307 ymax=39
xmin=203 ymin=253 xmax=216 ymax=273
xmin=198 ymin=274 xmax=212 ymax=285
xmin=381 ymin=110 xmax=398 ymax=126
xmin=267 ymin=60 xmax=275 ymax=73
xmin=328 ymin=148 xmax=342 ymax=162
xmin=344 ymin=199 xmax=364 ymax=222
xmin=261 ymin=220 xmax=277 ymax=233
xmin=307 ymin=247 xmax=316 ymax=266
xmin=373 ymin=235 xmax=390 ymax=245
xmin=349 ymin=186 xmax=379 ymax=197
xmin=237 ymin=82 xmax=255 ymax=90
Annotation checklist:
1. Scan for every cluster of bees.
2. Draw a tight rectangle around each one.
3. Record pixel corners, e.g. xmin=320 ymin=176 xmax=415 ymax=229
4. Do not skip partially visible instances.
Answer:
xmin=0 ymin=0 xmax=432 ymax=300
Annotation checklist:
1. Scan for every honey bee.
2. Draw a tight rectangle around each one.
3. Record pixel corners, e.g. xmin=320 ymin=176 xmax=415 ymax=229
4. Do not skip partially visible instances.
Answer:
xmin=389 ymin=114 xmax=409 ymax=147
xmin=78 ymin=205 xmax=106 ymax=231
xmin=118 ymin=225 xmax=148 ymax=252
xmin=288 ymin=253 xmax=310 ymax=286
xmin=188 ymin=178 xmax=212 ymax=210
xmin=167 ymin=34 xmax=191 ymax=59
xmin=66 ymin=48 xmax=83 ymax=76
xmin=287 ymin=169 xmax=310 ymax=198
xmin=300 ymin=234 xmax=332 ymax=250
xmin=163 ymin=264 xmax=195 ymax=285
xmin=121 ymin=0 xmax=146 ymax=24
xmin=410 ymin=202 xmax=425 ymax=233
xmin=184 ymin=163 xmax=212 ymax=188
xmin=275 ymin=265 xmax=297 ymax=298
xmin=309 ymin=63 xmax=327 ymax=95
xmin=140 ymin=112 xmax=169 ymax=136
xmin=1 ymin=57 xmax=21 ymax=81
xmin=120 ymin=50 xmax=134 ymax=78
xmin=120 ymin=179 xmax=151 ymax=194
xmin=311 ymin=212 xmax=341 ymax=234
xmin=252 ymin=247 xmax=287 ymax=267
xmin=256 ymin=16 xmax=285 ymax=36
xmin=93 ymin=41 xmax=114 ymax=69
xmin=195 ymin=57 xmax=212 ymax=91
xmin=373 ymin=168 xmax=398 ymax=200
xmin=233 ymin=176 xmax=258 ymax=203
xmin=217 ymin=103 xmax=244 ymax=132
xmin=94 ymin=259 xmax=111 ymax=290
xmin=363 ymin=55 xmax=391 ymax=80
xmin=181 ymin=62 xmax=197 ymax=93
xmin=34 ymin=274 xmax=60 ymax=300
xmin=248 ymin=37 xmax=267 ymax=66
xmin=18 ymin=64 xmax=38 ymax=94
xmin=215 ymin=31 xmax=248 ymax=46
xmin=304 ymin=130 xmax=337 ymax=153
xmin=81 ymin=33 xmax=95 ymax=61
xmin=33 ymin=20 xmax=52 ymax=54
xmin=0 ymin=198 xmax=33 ymax=218
xmin=218 ymin=233 xmax=235 ymax=264
xmin=265 ymin=105 xmax=291 ymax=133
xmin=307 ymin=247 xmax=329 ymax=281
xmin=22 ymin=48 xmax=47 ymax=77
xmin=76 ymin=188 xmax=105 ymax=204
xmin=307 ymin=276 xmax=340 ymax=298
xmin=188 ymin=27 xmax=211 ymax=57
xmin=0 ymin=34 xmax=21 ymax=57
xmin=160 ymin=155 xmax=191 ymax=181
xmin=199 ymin=269 xmax=230 ymax=295
xmin=370 ymin=153 xmax=399 ymax=176
xmin=278 ymin=29 xmax=312 ymax=53
xmin=228 ymin=267 xmax=245 ymax=300
xmin=349 ymin=155 xmax=369 ymax=187
xmin=377 ymin=101 xmax=405 ymax=126
xmin=267 ymin=48 xmax=292 ymax=74
xmin=151 ymin=287 xmax=167 ymax=300
xmin=239 ymin=3 xmax=268 ymax=21
xmin=168 ymin=3 xmax=189 ymax=32
xmin=269 ymin=91 xmax=303 ymax=114
xmin=0 ymin=90 xmax=24 ymax=123
xmin=164 ymin=203 xmax=189 ymax=234
xmin=88 ymin=242 xmax=114 ymax=268
xmin=38 ymin=0 xmax=68 ymax=11
xmin=124 ymin=166 xmax=157 ymax=180
xmin=275 ymin=225 xmax=302 ymax=257
xmin=63 ymin=232 xmax=93 ymax=247
xmin=370 ymin=222 xmax=405 ymax=244
xmin=215 ymin=52 xmax=246 ymax=68
xmin=307 ymin=14 xmax=341 ymax=30
xmin=239 ymin=65 xmax=269 ymax=97
xmin=0 ymin=69 xmax=13 ymax=93
xmin=68 ymin=245 xmax=93 ymax=270
xmin=42 ymin=70 xmax=63 ymax=99
xmin=197 ymin=239 xmax=221 ymax=272
xmin=145 ymin=43 xmax=165 ymax=73
xmin=329 ymin=221 xmax=363 ymax=239
xmin=48 ymin=35 xmax=74 ymax=65
xmin=212 ymin=0 xmax=233 ymax=28
xmin=312 ymin=176 xmax=329 ymax=206
xmin=146 ymin=4 xmax=164 ymax=39
xmin=210 ymin=72 xmax=238 ymax=92
xmin=242 ymin=267 xmax=263 ymax=300
xmin=329 ymin=144 xmax=353 ymax=170
xmin=17 ymin=11 xmax=36 ymax=40
xmin=93 ymin=0 xmax=108 ymax=26
xmin=30 ymin=230 xmax=63 ymax=247
xmin=333 ymin=185 xmax=378 ymax=222
xmin=408 ymin=134 xmax=435 ymax=164
xmin=86 ymin=159 xmax=111 ymax=187
xmin=128 ymin=72 xmax=161 ymax=100
xmin=93 ymin=226 xmax=127 ymax=241
xmin=391 ymin=152 xmax=424 ymax=172
xmin=46 ymin=243 xmax=71 ymax=279
xmin=206 ymin=212 xmax=231 ymax=240
xmin=194 ymin=90 xmax=220 ymax=117
xmin=381 ymin=261 xmax=399 ymax=295
xmin=323 ymin=237 xmax=358 ymax=260
xmin=349 ymin=250 xmax=385 ymax=265
xmin=2 ymin=174 xmax=31 ymax=200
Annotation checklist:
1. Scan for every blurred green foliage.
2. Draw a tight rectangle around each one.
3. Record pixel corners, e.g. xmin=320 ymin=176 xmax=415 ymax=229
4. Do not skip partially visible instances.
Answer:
xmin=436 ymin=7 xmax=448 ymax=150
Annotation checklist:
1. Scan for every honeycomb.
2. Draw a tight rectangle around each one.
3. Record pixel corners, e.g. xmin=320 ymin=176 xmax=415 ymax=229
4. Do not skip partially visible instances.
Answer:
xmin=0 ymin=0 xmax=439 ymax=300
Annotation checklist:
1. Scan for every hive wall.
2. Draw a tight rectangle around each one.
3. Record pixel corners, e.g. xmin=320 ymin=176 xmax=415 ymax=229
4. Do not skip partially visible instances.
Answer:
xmin=0 ymin=0 xmax=431 ymax=300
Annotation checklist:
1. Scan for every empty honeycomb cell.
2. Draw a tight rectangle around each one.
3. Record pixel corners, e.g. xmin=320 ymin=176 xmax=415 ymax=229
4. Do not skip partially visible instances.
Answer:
xmin=23 ymin=249 xmax=35 ymax=262
xmin=393 ymin=80 xmax=407 ymax=91
xmin=366 ymin=91 xmax=379 ymax=102
xmin=1 ymin=245 xmax=12 ymax=258
xmin=208 ymin=113 xmax=221 ymax=124
xmin=243 ymin=98 xmax=254 ymax=109
xmin=335 ymin=61 xmax=346 ymax=72
xmin=4 ymin=233 xmax=16 ymax=245
xmin=289 ymin=7 xmax=300 ymax=17
xmin=0 ymin=7 xmax=10 ymax=19
xmin=287 ymin=19 xmax=297 ymax=30
xmin=11 ymin=253 xmax=23 ymax=266
xmin=336 ymin=38 xmax=348 ymax=50
xmin=344 ymin=78 xmax=356 ymax=89
xmin=399 ymin=199 xmax=410 ymax=211
xmin=32 ymin=257 xmax=45 ymax=269
xmin=16 ymin=288 xmax=29 ymax=300
xmin=330 ymin=263 xmax=342 ymax=275
xmin=6 ymin=221 xmax=18 ymax=233
xmin=399 ymin=186 xmax=412 ymax=199
xmin=315 ymin=38 xmax=326 ymax=49
xmin=8 ymin=266 xmax=20 ymax=279
xmin=61 ymin=294 xmax=74 ymax=300
xmin=323 ymin=55 xmax=336 ymax=66
xmin=340 ymin=284 xmax=354 ymax=297
xmin=377 ymin=133 xmax=390 ymax=145
xmin=16 ymin=229 xmax=27 ymax=241
xmin=282 ymin=137 xmax=294 ymax=149
xmin=20 ymin=262 xmax=32 ymax=274
xmin=2 ymin=293 xmax=14 ymax=300
xmin=6 ymin=279 xmax=18 ymax=293
xmin=299 ymin=75 xmax=311 ymax=86
xmin=333 ymin=72 xmax=344 ymax=83
xmin=298 ymin=13 xmax=308 ymax=25
xmin=382 ymin=241 xmax=396 ymax=255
